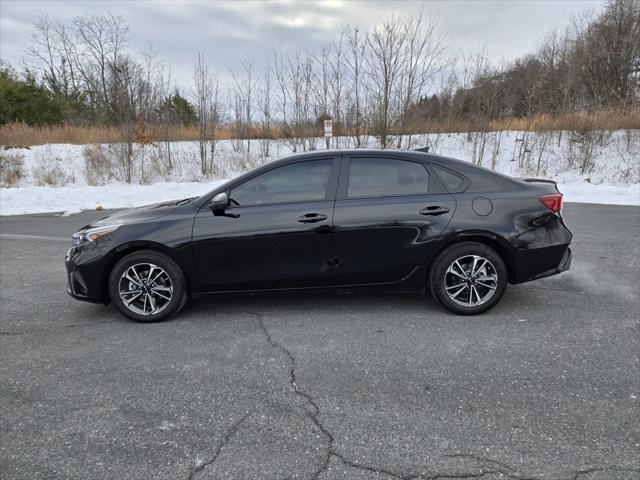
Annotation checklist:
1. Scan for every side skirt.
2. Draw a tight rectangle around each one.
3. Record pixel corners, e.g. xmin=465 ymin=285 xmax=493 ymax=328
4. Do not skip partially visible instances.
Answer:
xmin=191 ymin=266 xmax=427 ymax=297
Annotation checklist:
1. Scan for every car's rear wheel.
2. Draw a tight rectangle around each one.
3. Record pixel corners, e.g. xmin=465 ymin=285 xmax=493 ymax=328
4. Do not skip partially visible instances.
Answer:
xmin=429 ymin=242 xmax=507 ymax=315
xmin=108 ymin=250 xmax=187 ymax=322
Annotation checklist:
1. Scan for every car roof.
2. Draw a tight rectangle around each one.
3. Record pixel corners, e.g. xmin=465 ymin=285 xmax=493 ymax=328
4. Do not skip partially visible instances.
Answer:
xmin=274 ymin=148 xmax=525 ymax=191
xmin=270 ymin=148 xmax=463 ymax=167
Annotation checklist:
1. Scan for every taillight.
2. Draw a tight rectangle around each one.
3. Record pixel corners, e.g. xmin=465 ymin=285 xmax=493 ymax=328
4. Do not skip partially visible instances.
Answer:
xmin=538 ymin=193 xmax=563 ymax=213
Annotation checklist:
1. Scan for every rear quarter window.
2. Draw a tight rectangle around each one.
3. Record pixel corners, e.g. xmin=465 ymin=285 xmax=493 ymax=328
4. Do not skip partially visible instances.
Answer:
xmin=465 ymin=169 xmax=518 ymax=192
xmin=432 ymin=165 xmax=467 ymax=192
xmin=433 ymin=161 xmax=518 ymax=193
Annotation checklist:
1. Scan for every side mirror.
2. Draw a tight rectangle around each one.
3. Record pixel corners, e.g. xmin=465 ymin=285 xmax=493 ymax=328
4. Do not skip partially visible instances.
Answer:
xmin=210 ymin=192 xmax=229 ymax=215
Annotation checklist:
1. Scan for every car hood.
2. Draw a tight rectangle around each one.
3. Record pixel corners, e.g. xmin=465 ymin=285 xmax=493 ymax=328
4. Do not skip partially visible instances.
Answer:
xmin=87 ymin=198 xmax=192 ymax=228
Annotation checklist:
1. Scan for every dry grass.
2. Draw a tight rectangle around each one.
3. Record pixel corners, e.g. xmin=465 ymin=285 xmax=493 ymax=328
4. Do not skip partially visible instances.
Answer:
xmin=1 ymin=109 xmax=637 ymax=147
xmin=30 ymin=145 xmax=74 ymax=186
xmin=32 ymin=161 xmax=71 ymax=186
xmin=404 ymin=109 xmax=640 ymax=135
xmin=490 ymin=109 xmax=640 ymax=132
xmin=0 ymin=123 xmax=284 ymax=147
xmin=0 ymin=151 xmax=25 ymax=187
xmin=83 ymin=144 xmax=114 ymax=185
xmin=0 ymin=124 xmax=123 ymax=146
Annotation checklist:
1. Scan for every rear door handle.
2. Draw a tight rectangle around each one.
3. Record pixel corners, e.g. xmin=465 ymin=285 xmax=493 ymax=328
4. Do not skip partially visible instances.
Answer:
xmin=419 ymin=206 xmax=450 ymax=216
xmin=297 ymin=213 xmax=328 ymax=223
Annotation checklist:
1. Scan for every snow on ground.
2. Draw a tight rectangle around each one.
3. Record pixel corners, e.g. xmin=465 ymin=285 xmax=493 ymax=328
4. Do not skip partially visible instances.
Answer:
xmin=556 ymin=182 xmax=639 ymax=206
xmin=1 ymin=130 xmax=638 ymax=215
xmin=0 ymin=181 xmax=230 ymax=216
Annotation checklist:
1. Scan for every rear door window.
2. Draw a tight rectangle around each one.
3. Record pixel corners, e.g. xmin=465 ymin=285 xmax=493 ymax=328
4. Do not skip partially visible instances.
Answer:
xmin=347 ymin=158 xmax=430 ymax=198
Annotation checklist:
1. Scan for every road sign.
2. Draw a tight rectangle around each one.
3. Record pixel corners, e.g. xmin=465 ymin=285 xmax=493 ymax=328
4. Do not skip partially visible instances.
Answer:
xmin=323 ymin=120 xmax=333 ymax=137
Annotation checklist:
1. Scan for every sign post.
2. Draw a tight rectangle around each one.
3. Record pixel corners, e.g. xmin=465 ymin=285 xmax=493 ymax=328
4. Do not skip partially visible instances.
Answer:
xmin=323 ymin=119 xmax=333 ymax=149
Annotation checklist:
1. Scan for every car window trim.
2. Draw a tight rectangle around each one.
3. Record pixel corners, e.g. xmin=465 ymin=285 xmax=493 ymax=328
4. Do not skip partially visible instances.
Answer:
xmin=222 ymin=157 xmax=341 ymax=209
xmin=226 ymin=197 xmax=335 ymax=210
xmin=337 ymin=154 xmax=439 ymax=200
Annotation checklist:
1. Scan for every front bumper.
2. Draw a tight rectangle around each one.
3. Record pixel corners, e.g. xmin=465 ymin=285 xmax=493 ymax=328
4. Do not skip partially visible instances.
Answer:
xmin=65 ymin=246 xmax=109 ymax=304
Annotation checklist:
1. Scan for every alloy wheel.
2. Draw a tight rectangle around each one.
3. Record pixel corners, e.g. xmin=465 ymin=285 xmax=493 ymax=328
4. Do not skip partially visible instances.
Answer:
xmin=444 ymin=255 xmax=499 ymax=307
xmin=118 ymin=263 xmax=173 ymax=316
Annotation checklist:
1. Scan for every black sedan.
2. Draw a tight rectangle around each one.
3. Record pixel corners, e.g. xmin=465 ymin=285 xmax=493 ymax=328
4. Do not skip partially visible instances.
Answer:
xmin=65 ymin=149 xmax=572 ymax=322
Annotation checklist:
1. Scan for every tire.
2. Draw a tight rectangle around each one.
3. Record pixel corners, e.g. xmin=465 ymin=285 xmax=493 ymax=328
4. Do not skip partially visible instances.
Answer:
xmin=108 ymin=250 xmax=187 ymax=323
xmin=429 ymin=241 xmax=508 ymax=315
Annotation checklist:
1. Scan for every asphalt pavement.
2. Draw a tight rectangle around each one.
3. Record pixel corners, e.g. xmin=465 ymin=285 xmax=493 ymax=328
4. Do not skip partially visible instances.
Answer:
xmin=0 ymin=203 xmax=639 ymax=480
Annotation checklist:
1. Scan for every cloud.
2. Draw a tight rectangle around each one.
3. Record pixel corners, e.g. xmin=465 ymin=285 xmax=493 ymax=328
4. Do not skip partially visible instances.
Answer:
xmin=0 ymin=0 xmax=603 ymax=91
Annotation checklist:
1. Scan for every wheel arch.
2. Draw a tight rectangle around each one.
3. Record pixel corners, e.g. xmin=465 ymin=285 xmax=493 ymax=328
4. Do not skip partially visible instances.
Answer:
xmin=425 ymin=231 xmax=517 ymax=284
xmin=101 ymin=241 xmax=191 ymax=302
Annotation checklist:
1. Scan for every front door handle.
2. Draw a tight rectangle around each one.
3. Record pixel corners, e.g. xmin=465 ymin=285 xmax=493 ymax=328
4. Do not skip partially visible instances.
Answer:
xmin=419 ymin=206 xmax=450 ymax=216
xmin=297 ymin=213 xmax=328 ymax=223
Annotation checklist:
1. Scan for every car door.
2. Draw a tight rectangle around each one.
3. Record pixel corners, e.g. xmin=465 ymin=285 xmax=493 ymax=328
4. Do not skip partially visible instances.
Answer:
xmin=192 ymin=157 xmax=339 ymax=292
xmin=332 ymin=154 xmax=456 ymax=286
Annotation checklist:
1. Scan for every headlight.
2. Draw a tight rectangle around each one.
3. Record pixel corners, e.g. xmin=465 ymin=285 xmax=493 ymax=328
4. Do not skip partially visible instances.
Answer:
xmin=71 ymin=225 xmax=119 ymax=246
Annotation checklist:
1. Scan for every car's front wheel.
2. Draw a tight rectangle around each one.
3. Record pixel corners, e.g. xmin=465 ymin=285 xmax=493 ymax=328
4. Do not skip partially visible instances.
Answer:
xmin=429 ymin=242 xmax=508 ymax=315
xmin=108 ymin=250 xmax=187 ymax=322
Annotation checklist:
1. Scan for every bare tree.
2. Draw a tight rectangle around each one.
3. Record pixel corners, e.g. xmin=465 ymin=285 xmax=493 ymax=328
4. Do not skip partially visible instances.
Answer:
xmin=229 ymin=56 xmax=256 ymax=156
xmin=257 ymin=66 xmax=272 ymax=160
xmin=207 ymin=80 xmax=222 ymax=175
xmin=329 ymin=33 xmax=345 ymax=148
xmin=366 ymin=15 xmax=406 ymax=148
xmin=27 ymin=14 xmax=62 ymax=94
xmin=313 ymin=46 xmax=331 ymax=148
xmin=345 ymin=26 xmax=367 ymax=147
xmin=396 ymin=13 xmax=445 ymax=148
xmin=272 ymin=48 xmax=289 ymax=144
xmin=192 ymin=52 xmax=216 ymax=175
xmin=27 ymin=14 xmax=88 ymax=105
xmin=272 ymin=50 xmax=313 ymax=152
xmin=110 ymin=55 xmax=142 ymax=182
xmin=572 ymin=0 xmax=640 ymax=108
xmin=72 ymin=13 xmax=128 ymax=120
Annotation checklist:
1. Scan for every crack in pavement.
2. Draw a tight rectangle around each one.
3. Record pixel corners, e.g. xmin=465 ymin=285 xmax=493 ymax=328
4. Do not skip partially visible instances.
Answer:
xmin=427 ymin=472 xmax=507 ymax=480
xmin=250 ymin=310 xmax=521 ymax=480
xmin=330 ymin=451 xmax=420 ymax=479
xmin=443 ymin=454 xmax=537 ymax=479
xmin=331 ymin=453 xmax=528 ymax=480
xmin=247 ymin=310 xmax=640 ymax=480
xmin=188 ymin=412 xmax=251 ymax=480
xmin=446 ymin=454 xmax=640 ymax=480
xmin=569 ymin=466 xmax=640 ymax=480
xmin=250 ymin=310 xmax=436 ymax=480
xmin=250 ymin=310 xmax=335 ymax=479
xmin=250 ymin=310 xmax=518 ymax=480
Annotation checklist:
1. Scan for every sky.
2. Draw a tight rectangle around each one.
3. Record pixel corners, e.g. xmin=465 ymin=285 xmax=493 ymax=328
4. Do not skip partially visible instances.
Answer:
xmin=1 ymin=0 xmax=604 ymax=90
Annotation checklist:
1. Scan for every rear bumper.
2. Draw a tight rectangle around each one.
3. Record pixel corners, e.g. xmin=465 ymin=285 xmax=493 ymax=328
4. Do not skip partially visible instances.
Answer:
xmin=511 ymin=244 xmax=572 ymax=284
xmin=528 ymin=246 xmax=572 ymax=281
